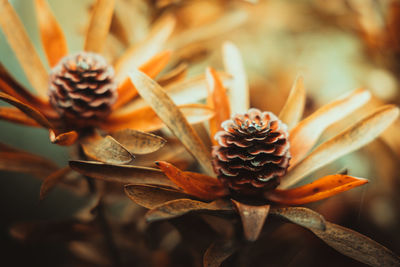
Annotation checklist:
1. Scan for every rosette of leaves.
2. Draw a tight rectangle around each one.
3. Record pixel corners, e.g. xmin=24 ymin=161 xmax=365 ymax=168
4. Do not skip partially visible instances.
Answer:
xmin=0 ymin=0 xmax=222 ymax=197
xmin=71 ymin=43 xmax=400 ymax=266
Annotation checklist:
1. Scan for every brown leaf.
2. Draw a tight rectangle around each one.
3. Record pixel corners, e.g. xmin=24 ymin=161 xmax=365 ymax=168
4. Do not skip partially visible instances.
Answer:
xmin=146 ymin=198 xmax=234 ymax=223
xmin=130 ymin=70 xmax=214 ymax=175
xmin=310 ymin=222 xmax=400 ymax=267
xmin=269 ymin=207 xmax=326 ymax=231
xmin=278 ymin=75 xmax=306 ymax=130
xmin=156 ymin=161 xmax=228 ymax=200
xmin=40 ymin=167 xmax=72 ymax=200
xmin=0 ymin=151 xmax=59 ymax=178
xmin=84 ymin=0 xmax=115 ymax=53
xmin=203 ymin=239 xmax=239 ymax=267
xmin=124 ymin=184 xmax=190 ymax=209
xmin=110 ymin=129 xmax=166 ymax=154
xmin=222 ymin=41 xmax=249 ymax=114
xmin=49 ymin=129 xmax=78 ymax=146
xmin=69 ymin=160 xmax=177 ymax=188
xmin=0 ymin=106 xmax=40 ymax=127
xmin=0 ymin=92 xmax=53 ymax=129
xmin=34 ymin=0 xmax=68 ymax=67
xmin=0 ymin=0 xmax=49 ymax=97
xmin=289 ymin=89 xmax=371 ymax=167
xmin=266 ymin=175 xmax=368 ymax=205
xmin=281 ymin=105 xmax=399 ymax=188
xmin=231 ymin=200 xmax=270 ymax=241
xmin=206 ymin=67 xmax=231 ymax=144
xmin=81 ymin=135 xmax=134 ymax=164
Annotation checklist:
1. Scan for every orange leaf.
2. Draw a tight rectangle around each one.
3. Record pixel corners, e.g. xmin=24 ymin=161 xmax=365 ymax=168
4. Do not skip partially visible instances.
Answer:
xmin=0 ymin=107 xmax=40 ymax=127
xmin=155 ymin=161 xmax=228 ymax=200
xmin=206 ymin=67 xmax=231 ymax=144
xmin=35 ymin=0 xmax=68 ymax=67
xmin=113 ymin=50 xmax=171 ymax=109
xmin=266 ymin=174 xmax=368 ymax=205
xmin=49 ymin=129 xmax=78 ymax=146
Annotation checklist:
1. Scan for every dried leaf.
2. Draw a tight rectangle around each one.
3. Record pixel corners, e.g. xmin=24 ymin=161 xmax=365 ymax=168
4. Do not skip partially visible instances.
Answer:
xmin=206 ymin=67 xmax=231 ymax=144
xmin=146 ymin=198 xmax=233 ymax=223
xmin=40 ymin=167 xmax=72 ymax=200
xmin=289 ymin=89 xmax=371 ymax=167
xmin=49 ymin=129 xmax=78 ymax=146
xmin=0 ymin=92 xmax=53 ymax=128
xmin=124 ymin=184 xmax=190 ymax=209
xmin=0 ymin=151 xmax=58 ymax=178
xmin=104 ymin=103 xmax=214 ymax=132
xmin=203 ymin=239 xmax=239 ymax=267
xmin=34 ymin=0 xmax=67 ymax=67
xmin=157 ymin=62 xmax=188 ymax=87
xmin=69 ymin=160 xmax=177 ymax=188
xmin=156 ymin=161 xmax=228 ymax=200
xmin=129 ymin=70 xmax=214 ymax=175
xmin=278 ymin=75 xmax=306 ymax=130
xmin=113 ymin=50 xmax=172 ymax=109
xmin=281 ymin=105 xmax=399 ymax=188
xmin=111 ymin=129 xmax=166 ymax=154
xmin=269 ymin=207 xmax=326 ymax=230
xmin=84 ymin=0 xmax=115 ymax=53
xmin=0 ymin=106 xmax=40 ymax=127
xmin=115 ymin=15 xmax=175 ymax=81
xmin=231 ymin=200 xmax=270 ymax=241
xmin=311 ymin=222 xmax=400 ymax=267
xmin=266 ymin=175 xmax=368 ymax=205
xmin=222 ymin=41 xmax=249 ymax=114
xmin=0 ymin=0 xmax=49 ymax=97
xmin=81 ymin=135 xmax=134 ymax=164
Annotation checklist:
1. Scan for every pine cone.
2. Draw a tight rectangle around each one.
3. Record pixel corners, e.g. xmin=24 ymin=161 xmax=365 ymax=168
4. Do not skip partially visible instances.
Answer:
xmin=49 ymin=52 xmax=117 ymax=127
xmin=212 ymin=108 xmax=291 ymax=195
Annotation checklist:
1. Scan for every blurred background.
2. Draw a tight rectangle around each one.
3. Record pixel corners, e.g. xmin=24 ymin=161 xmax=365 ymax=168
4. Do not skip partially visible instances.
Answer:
xmin=1 ymin=0 xmax=400 ymax=266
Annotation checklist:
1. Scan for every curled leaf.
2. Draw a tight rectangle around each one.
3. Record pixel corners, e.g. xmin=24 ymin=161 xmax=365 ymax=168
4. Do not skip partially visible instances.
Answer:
xmin=49 ymin=129 xmax=78 ymax=146
xmin=269 ymin=207 xmax=326 ymax=231
xmin=124 ymin=184 xmax=190 ymax=209
xmin=278 ymin=75 xmax=306 ymax=130
xmin=311 ymin=222 xmax=400 ymax=267
xmin=281 ymin=105 xmax=399 ymax=188
xmin=231 ymin=200 xmax=270 ymax=242
xmin=84 ymin=0 xmax=115 ymax=53
xmin=81 ymin=135 xmax=134 ymax=165
xmin=146 ymin=198 xmax=233 ymax=223
xmin=40 ymin=167 xmax=72 ymax=200
xmin=206 ymin=67 xmax=231 ymax=144
xmin=156 ymin=161 xmax=228 ymax=200
xmin=129 ymin=70 xmax=214 ymax=175
xmin=289 ymin=89 xmax=371 ymax=167
xmin=34 ymin=0 xmax=67 ymax=67
xmin=222 ymin=41 xmax=249 ymax=114
xmin=69 ymin=160 xmax=177 ymax=188
xmin=111 ymin=129 xmax=166 ymax=154
xmin=0 ymin=0 xmax=49 ymax=97
xmin=267 ymin=175 xmax=368 ymax=205
xmin=0 ymin=92 xmax=53 ymax=129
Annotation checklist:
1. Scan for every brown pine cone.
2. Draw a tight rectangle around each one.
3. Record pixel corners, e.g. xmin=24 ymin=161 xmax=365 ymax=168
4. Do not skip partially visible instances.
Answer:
xmin=212 ymin=108 xmax=291 ymax=195
xmin=48 ymin=52 xmax=117 ymax=127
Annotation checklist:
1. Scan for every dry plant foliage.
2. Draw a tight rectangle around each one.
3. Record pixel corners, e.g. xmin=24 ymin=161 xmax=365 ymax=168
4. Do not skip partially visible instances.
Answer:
xmin=1 ymin=0 xmax=400 ymax=267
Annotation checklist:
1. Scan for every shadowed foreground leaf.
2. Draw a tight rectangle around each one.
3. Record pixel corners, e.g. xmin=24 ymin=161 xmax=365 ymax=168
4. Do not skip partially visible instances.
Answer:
xmin=69 ymin=160 xmax=176 ymax=188
xmin=124 ymin=184 xmax=190 ymax=209
xmin=111 ymin=129 xmax=166 ymax=154
xmin=40 ymin=167 xmax=72 ymax=200
xmin=81 ymin=135 xmax=134 ymax=164
xmin=266 ymin=175 xmax=368 ymax=205
xmin=269 ymin=207 xmax=326 ymax=231
xmin=146 ymin=198 xmax=233 ymax=223
xmin=231 ymin=200 xmax=270 ymax=241
xmin=310 ymin=222 xmax=400 ymax=267
xmin=204 ymin=239 xmax=239 ymax=267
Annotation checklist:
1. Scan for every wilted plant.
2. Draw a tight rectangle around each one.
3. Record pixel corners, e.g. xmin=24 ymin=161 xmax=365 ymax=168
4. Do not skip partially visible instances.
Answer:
xmin=72 ymin=42 xmax=400 ymax=266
